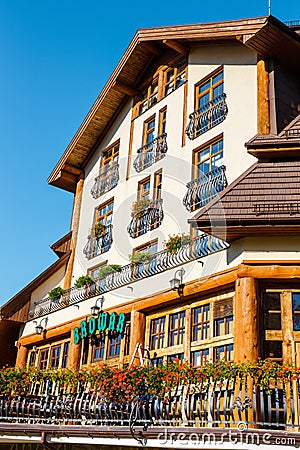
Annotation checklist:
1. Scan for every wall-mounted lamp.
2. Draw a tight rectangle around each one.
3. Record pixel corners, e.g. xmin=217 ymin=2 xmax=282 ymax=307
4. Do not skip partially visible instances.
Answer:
xmin=91 ymin=296 xmax=105 ymax=316
xmin=33 ymin=317 xmax=48 ymax=335
xmin=169 ymin=268 xmax=185 ymax=295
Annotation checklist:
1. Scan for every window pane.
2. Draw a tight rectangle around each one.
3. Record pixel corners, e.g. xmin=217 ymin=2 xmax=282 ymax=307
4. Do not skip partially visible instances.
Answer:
xmin=191 ymin=348 xmax=209 ymax=367
xmin=292 ymin=293 xmax=300 ymax=330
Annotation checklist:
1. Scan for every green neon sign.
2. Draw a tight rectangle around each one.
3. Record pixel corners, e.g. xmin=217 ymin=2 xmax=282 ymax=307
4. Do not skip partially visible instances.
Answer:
xmin=73 ymin=312 xmax=126 ymax=344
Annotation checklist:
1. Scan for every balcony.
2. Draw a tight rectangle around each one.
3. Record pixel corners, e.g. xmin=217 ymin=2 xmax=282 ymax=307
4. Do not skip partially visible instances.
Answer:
xmin=0 ymin=365 xmax=299 ymax=443
xmin=186 ymin=93 xmax=228 ymax=139
xmin=183 ymin=166 xmax=227 ymax=212
xmin=133 ymin=133 xmax=167 ymax=172
xmin=127 ymin=198 xmax=163 ymax=238
xmin=29 ymin=233 xmax=229 ymax=320
xmin=83 ymin=224 xmax=113 ymax=259
xmin=90 ymin=161 xmax=119 ymax=199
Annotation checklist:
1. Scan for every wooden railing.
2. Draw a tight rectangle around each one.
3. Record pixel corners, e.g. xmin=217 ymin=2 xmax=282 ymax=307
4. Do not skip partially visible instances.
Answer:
xmin=29 ymin=234 xmax=229 ymax=320
xmin=133 ymin=133 xmax=167 ymax=172
xmin=186 ymin=93 xmax=228 ymax=139
xmin=90 ymin=161 xmax=119 ymax=199
xmin=183 ymin=166 xmax=227 ymax=212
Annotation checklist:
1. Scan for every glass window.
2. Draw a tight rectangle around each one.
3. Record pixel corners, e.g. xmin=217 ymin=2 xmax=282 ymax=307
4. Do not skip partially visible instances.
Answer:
xmin=215 ymin=316 xmax=233 ymax=336
xmin=191 ymin=348 xmax=209 ymax=367
xmin=39 ymin=348 xmax=49 ymax=370
xmin=61 ymin=342 xmax=70 ymax=369
xmin=214 ymin=344 xmax=234 ymax=361
xmin=92 ymin=337 xmax=105 ymax=362
xmin=192 ymin=304 xmax=210 ymax=341
xmin=167 ymin=353 xmax=184 ymax=363
xmin=107 ymin=334 xmax=122 ymax=359
xmin=150 ymin=317 xmax=166 ymax=350
xmin=169 ymin=312 xmax=185 ymax=346
xmin=151 ymin=356 xmax=164 ymax=367
xmin=28 ymin=351 xmax=36 ymax=366
xmin=101 ymin=142 xmax=119 ymax=171
xmin=292 ymin=293 xmax=300 ymax=331
xmin=196 ymin=69 xmax=224 ymax=110
xmin=50 ymin=345 xmax=61 ymax=368
xmin=264 ymin=292 xmax=282 ymax=330
xmin=194 ymin=138 xmax=223 ymax=177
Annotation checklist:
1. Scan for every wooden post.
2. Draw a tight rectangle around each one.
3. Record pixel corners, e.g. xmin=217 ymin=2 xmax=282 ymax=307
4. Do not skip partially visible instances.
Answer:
xmin=64 ymin=173 xmax=84 ymax=290
xmin=68 ymin=330 xmax=82 ymax=369
xmin=257 ymin=57 xmax=270 ymax=135
xmin=129 ymin=310 xmax=146 ymax=365
xmin=15 ymin=345 xmax=28 ymax=368
xmin=281 ymin=291 xmax=294 ymax=363
xmin=234 ymin=277 xmax=259 ymax=362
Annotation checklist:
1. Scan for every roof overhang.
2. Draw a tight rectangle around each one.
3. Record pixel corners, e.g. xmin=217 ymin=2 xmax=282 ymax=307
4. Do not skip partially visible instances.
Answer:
xmin=48 ymin=16 xmax=300 ymax=193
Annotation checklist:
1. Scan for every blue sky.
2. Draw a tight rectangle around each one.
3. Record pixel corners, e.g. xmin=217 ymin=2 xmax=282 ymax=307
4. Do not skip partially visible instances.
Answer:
xmin=0 ymin=0 xmax=299 ymax=305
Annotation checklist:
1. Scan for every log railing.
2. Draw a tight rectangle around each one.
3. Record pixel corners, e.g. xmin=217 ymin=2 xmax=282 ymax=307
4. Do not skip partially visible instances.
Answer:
xmin=186 ymin=93 xmax=228 ymax=139
xmin=29 ymin=234 xmax=229 ymax=320
xmin=133 ymin=133 xmax=167 ymax=172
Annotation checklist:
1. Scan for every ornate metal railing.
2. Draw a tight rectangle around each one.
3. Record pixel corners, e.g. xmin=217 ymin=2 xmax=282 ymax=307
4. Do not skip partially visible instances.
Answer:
xmin=90 ymin=161 xmax=119 ymax=199
xmin=133 ymin=133 xmax=167 ymax=172
xmin=127 ymin=198 xmax=163 ymax=238
xmin=186 ymin=93 xmax=228 ymax=139
xmin=0 ymin=376 xmax=299 ymax=437
xmin=28 ymin=234 xmax=229 ymax=319
xmin=183 ymin=166 xmax=227 ymax=212
xmin=83 ymin=224 xmax=113 ymax=260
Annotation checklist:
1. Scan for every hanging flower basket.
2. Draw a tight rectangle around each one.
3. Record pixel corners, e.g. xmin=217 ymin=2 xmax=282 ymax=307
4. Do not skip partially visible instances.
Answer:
xmin=164 ymin=233 xmax=192 ymax=254
xmin=93 ymin=222 xmax=107 ymax=237
xmin=131 ymin=198 xmax=151 ymax=218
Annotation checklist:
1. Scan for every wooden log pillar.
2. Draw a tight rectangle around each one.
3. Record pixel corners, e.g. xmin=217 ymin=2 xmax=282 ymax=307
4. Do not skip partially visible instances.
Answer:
xmin=68 ymin=329 xmax=82 ymax=369
xmin=281 ymin=291 xmax=294 ymax=363
xmin=15 ymin=345 xmax=28 ymax=368
xmin=257 ymin=57 xmax=270 ymax=135
xmin=64 ymin=173 xmax=84 ymax=290
xmin=234 ymin=277 xmax=259 ymax=362
xmin=129 ymin=310 xmax=146 ymax=366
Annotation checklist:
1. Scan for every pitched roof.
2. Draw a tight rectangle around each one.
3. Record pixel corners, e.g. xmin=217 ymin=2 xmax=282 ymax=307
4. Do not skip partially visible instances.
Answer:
xmin=189 ymin=160 xmax=300 ymax=242
xmin=47 ymin=16 xmax=300 ymax=192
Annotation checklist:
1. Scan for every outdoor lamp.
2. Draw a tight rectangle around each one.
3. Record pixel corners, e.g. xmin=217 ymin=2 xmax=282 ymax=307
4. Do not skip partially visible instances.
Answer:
xmin=91 ymin=296 xmax=104 ymax=316
xmin=169 ymin=268 xmax=185 ymax=294
xmin=34 ymin=317 xmax=48 ymax=335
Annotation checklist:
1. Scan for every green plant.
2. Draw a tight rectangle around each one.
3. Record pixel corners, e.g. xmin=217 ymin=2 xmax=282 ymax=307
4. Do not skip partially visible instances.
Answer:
xmin=130 ymin=251 xmax=154 ymax=264
xmin=93 ymin=222 xmax=106 ymax=237
xmin=75 ymin=275 xmax=94 ymax=289
xmin=48 ymin=286 xmax=65 ymax=300
xmin=164 ymin=233 xmax=192 ymax=254
xmin=98 ymin=264 xmax=122 ymax=279
xmin=131 ymin=198 xmax=151 ymax=218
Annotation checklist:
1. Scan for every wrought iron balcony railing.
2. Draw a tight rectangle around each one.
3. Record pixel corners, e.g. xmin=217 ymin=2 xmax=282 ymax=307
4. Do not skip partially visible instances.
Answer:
xmin=186 ymin=93 xmax=228 ymax=139
xmin=29 ymin=234 xmax=229 ymax=319
xmin=0 ymin=376 xmax=299 ymax=438
xmin=183 ymin=165 xmax=227 ymax=212
xmin=133 ymin=133 xmax=168 ymax=172
xmin=83 ymin=224 xmax=113 ymax=259
xmin=127 ymin=198 xmax=163 ymax=238
xmin=90 ymin=161 xmax=119 ymax=199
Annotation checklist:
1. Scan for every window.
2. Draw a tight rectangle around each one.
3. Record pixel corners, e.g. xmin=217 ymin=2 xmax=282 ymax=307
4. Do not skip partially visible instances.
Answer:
xmin=192 ymin=304 xmax=210 ymax=341
xmin=91 ymin=141 xmax=119 ymax=198
xmin=194 ymin=137 xmax=223 ymax=178
xmin=152 ymin=356 xmax=164 ymax=367
xmin=39 ymin=349 xmax=49 ymax=370
xmin=214 ymin=299 xmax=233 ymax=336
xmin=159 ymin=107 xmax=167 ymax=135
xmin=96 ymin=199 xmax=114 ymax=227
xmin=214 ymin=344 xmax=234 ymax=361
xmin=132 ymin=240 xmax=158 ymax=278
xmin=264 ymin=292 xmax=281 ymax=330
xmin=92 ymin=337 xmax=105 ymax=362
xmin=195 ymin=68 xmax=223 ymax=111
xmin=191 ymin=348 xmax=209 ymax=367
xmin=169 ymin=312 xmax=185 ymax=346
xmin=164 ymin=60 xmax=186 ymax=96
xmin=138 ymin=177 xmax=151 ymax=201
xmin=150 ymin=317 xmax=166 ymax=350
xmin=167 ymin=353 xmax=184 ymax=363
xmin=84 ymin=199 xmax=114 ymax=257
xmin=292 ymin=293 xmax=300 ymax=331
xmin=61 ymin=342 xmax=70 ymax=369
xmin=153 ymin=169 xmax=162 ymax=200
xmin=50 ymin=345 xmax=61 ymax=368
xmin=143 ymin=116 xmax=156 ymax=146
xmin=107 ymin=334 xmax=122 ymax=359
xmin=28 ymin=351 xmax=36 ymax=366
xmin=135 ymin=59 xmax=186 ymax=116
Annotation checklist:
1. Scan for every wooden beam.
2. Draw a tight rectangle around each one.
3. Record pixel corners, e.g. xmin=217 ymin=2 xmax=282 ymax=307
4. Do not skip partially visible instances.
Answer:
xmin=142 ymin=41 xmax=161 ymax=56
xmin=257 ymin=57 xmax=270 ymax=134
xmin=163 ymin=39 xmax=188 ymax=55
xmin=113 ymin=82 xmax=138 ymax=97
xmin=63 ymin=164 xmax=83 ymax=176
